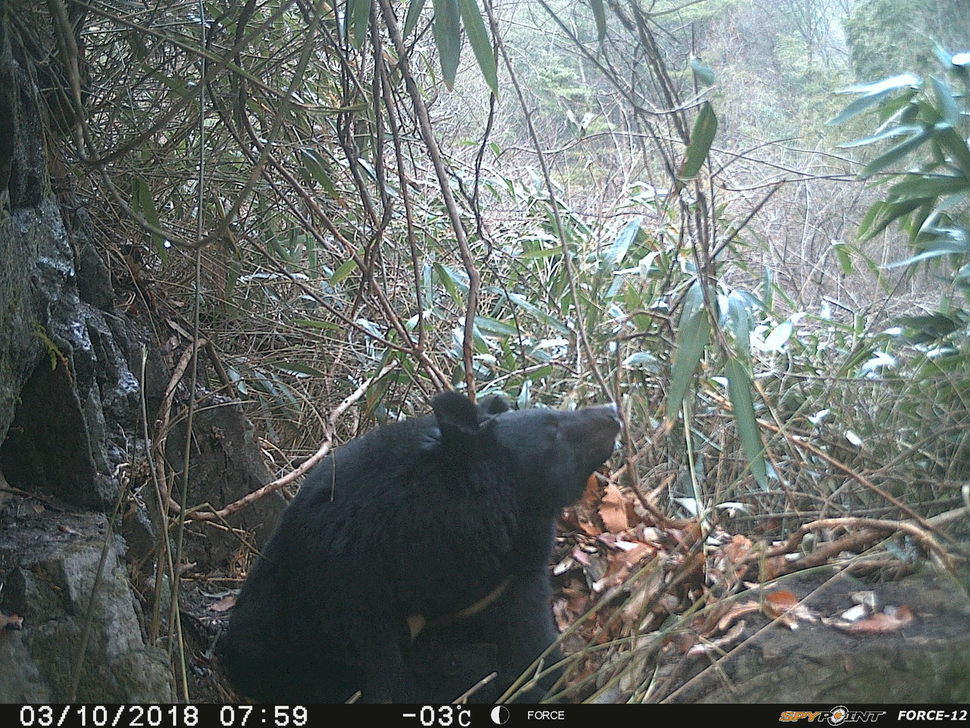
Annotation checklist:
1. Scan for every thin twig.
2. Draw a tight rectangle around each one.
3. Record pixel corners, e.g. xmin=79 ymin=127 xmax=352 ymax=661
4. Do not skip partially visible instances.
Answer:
xmin=174 ymin=362 xmax=397 ymax=521
xmin=377 ymin=0 xmax=480 ymax=399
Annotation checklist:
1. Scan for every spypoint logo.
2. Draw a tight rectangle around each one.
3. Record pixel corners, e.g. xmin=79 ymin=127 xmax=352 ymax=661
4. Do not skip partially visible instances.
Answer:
xmin=828 ymin=706 xmax=850 ymax=725
xmin=779 ymin=706 xmax=886 ymax=724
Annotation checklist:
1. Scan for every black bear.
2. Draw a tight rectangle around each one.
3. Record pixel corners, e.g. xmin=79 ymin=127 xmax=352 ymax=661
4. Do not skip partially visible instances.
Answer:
xmin=407 ymin=562 xmax=568 ymax=703
xmin=217 ymin=391 xmax=620 ymax=703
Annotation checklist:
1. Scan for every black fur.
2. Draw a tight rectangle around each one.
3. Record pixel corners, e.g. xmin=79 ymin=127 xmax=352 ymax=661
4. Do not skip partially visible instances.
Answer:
xmin=217 ymin=392 xmax=620 ymax=703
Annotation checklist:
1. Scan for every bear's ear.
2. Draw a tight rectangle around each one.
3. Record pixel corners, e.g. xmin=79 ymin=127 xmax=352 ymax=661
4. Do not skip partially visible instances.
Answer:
xmin=431 ymin=391 xmax=480 ymax=450
xmin=477 ymin=394 xmax=512 ymax=418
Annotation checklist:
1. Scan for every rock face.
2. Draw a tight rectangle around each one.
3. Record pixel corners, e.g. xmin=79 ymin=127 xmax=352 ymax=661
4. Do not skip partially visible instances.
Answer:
xmin=166 ymin=401 xmax=287 ymax=569
xmin=0 ymin=510 xmax=174 ymax=702
xmin=0 ymin=11 xmax=284 ymax=702
xmin=657 ymin=571 xmax=970 ymax=704
xmin=0 ymin=13 xmax=170 ymax=702
xmin=0 ymin=15 xmax=137 ymax=511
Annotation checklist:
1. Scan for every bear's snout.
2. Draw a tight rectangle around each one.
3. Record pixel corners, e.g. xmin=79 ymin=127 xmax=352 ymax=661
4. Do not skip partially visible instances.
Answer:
xmin=563 ymin=404 xmax=621 ymax=468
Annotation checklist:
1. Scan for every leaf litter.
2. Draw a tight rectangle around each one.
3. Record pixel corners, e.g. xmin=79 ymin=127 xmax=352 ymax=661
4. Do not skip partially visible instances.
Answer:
xmin=549 ymin=469 xmax=928 ymax=700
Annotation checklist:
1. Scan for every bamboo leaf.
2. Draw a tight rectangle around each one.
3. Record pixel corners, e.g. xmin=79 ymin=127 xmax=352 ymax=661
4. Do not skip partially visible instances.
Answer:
xmin=329 ymin=258 xmax=359 ymax=285
xmin=725 ymin=357 xmax=768 ymax=489
xmin=763 ymin=321 xmax=793 ymax=352
xmin=680 ymin=102 xmax=718 ymax=180
xmin=842 ymin=74 xmax=923 ymax=97
xmin=294 ymin=319 xmax=342 ymax=331
xmin=722 ymin=291 xmax=767 ymax=487
xmin=828 ymin=73 xmax=921 ymax=125
xmin=474 ymin=315 xmax=518 ymax=337
xmin=857 ymin=198 xmax=926 ymax=241
xmin=832 ymin=241 xmax=854 ymax=274
xmin=887 ymin=173 xmax=970 ymax=203
xmin=269 ymin=361 xmax=328 ymax=378
xmin=131 ymin=176 xmax=166 ymax=262
xmin=858 ymin=127 xmax=932 ymax=179
xmin=887 ymin=246 xmax=970 ymax=268
xmin=589 ymin=0 xmax=607 ymax=42
xmin=838 ymin=124 xmax=922 ymax=149
xmin=666 ymin=282 xmax=711 ymax=423
xmin=519 ymin=247 xmax=562 ymax=259
xmin=432 ymin=0 xmax=462 ymax=89
xmin=301 ymin=149 xmax=338 ymax=196
xmin=690 ymin=58 xmax=715 ymax=87
xmin=403 ymin=0 xmax=428 ymax=38
xmin=345 ymin=0 xmax=371 ymax=49
xmin=761 ymin=266 xmax=774 ymax=310
xmin=887 ymin=227 xmax=970 ymax=267
xmin=934 ymin=126 xmax=970 ymax=178
xmin=486 ymin=286 xmax=570 ymax=334
xmin=931 ymin=74 xmax=960 ymax=126
xmin=434 ymin=261 xmax=466 ymax=305
xmin=457 ymin=0 xmax=498 ymax=97
xmin=724 ymin=290 xmax=752 ymax=353
xmin=605 ymin=218 xmax=640 ymax=268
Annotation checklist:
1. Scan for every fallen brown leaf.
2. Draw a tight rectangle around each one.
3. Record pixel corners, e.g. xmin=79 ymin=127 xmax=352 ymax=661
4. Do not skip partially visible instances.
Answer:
xmin=599 ymin=484 xmax=631 ymax=534
xmin=836 ymin=606 xmax=914 ymax=634
xmin=687 ymin=620 xmax=747 ymax=656
xmin=209 ymin=594 xmax=237 ymax=613
xmin=763 ymin=590 xmax=816 ymax=628
xmin=716 ymin=600 xmax=762 ymax=631
xmin=577 ymin=516 xmax=602 ymax=538
xmin=722 ymin=534 xmax=754 ymax=563
xmin=764 ymin=590 xmax=799 ymax=613
xmin=0 ymin=612 xmax=23 ymax=630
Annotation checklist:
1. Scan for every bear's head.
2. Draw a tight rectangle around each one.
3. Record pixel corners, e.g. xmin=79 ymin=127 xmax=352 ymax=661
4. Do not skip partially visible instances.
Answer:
xmin=429 ymin=391 xmax=621 ymax=514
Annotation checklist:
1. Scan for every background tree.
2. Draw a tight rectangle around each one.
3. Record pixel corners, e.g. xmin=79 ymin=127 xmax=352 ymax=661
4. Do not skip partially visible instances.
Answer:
xmin=845 ymin=0 xmax=970 ymax=81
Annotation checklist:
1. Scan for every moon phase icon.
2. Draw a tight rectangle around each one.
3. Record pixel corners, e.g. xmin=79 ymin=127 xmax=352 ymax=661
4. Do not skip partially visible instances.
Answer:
xmin=490 ymin=706 xmax=510 ymax=725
